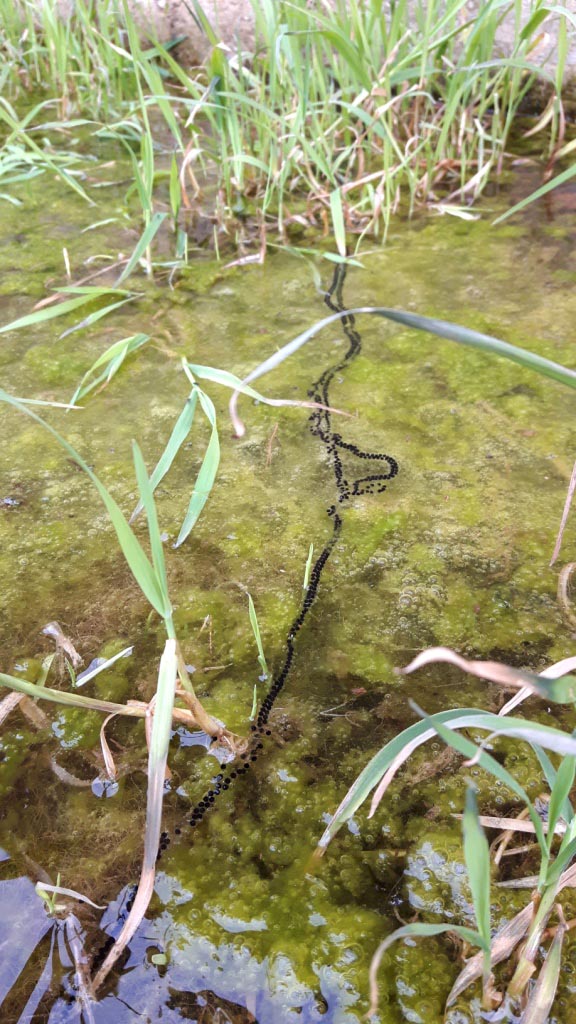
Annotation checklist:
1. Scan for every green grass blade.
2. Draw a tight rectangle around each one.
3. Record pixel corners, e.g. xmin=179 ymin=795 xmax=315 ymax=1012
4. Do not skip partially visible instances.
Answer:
xmin=0 ymin=293 xmax=104 ymax=335
xmin=231 ymin=307 xmax=576 ymax=430
xmin=493 ymin=163 xmax=576 ymax=225
xmin=0 ymin=669 xmax=143 ymax=717
xmin=59 ymin=296 xmax=136 ymax=339
xmin=546 ymin=754 xmax=576 ymax=853
xmin=174 ymin=387 xmax=219 ymax=548
xmin=132 ymin=441 xmax=171 ymax=620
xmin=546 ymin=835 xmax=576 ymax=886
xmin=330 ymin=187 xmax=346 ymax=257
xmin=70 ymin=333 xmax=150 ymax=405
xmin=131 ymin=389 xmax=198 ymax=521
xmin=317 ymin=707 xmax=576 ymax=855
xmin=0 ymin=102 xmax=93 ymax=204
xmin=116 ymin=211 xmax=167 ymax=285
xmin=316 ymin=707 xmax=489 ymax=851
xmin=415 ymin=706 xmax=548 ymax=859
xmin=76 ymin=646 xmax=133 ymax=688
xmin=0 ymin=388 xmax=168 ymax=617
xmin=463 ymin=785 xmax=491 ymax=983
xmin=248 ymin=594 xmax=268 ymax=679
xmin=303 ymin=543 xmax=314 ymax=590
xmin=187 ymin=361 xmax=297 ymax=402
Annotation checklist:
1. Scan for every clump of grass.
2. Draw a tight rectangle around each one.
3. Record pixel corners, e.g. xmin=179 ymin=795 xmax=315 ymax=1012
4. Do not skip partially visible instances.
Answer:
xmin=316 ymin=649 xmax=576 ymax=1019
xmin=0 ymin=0 xmax=572 ymax=253
xmin=161 ymin=0 xmax=570 ymax=243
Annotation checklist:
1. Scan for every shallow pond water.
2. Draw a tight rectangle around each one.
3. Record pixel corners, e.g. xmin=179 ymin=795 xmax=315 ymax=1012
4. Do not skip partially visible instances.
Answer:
xmin=2 ymin=163 xmax=576 ymax=1023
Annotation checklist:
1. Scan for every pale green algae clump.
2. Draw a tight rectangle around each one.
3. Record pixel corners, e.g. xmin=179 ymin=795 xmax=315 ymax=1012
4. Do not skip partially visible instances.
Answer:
xmin=1 ymin=171 xmax=576 ymax=1020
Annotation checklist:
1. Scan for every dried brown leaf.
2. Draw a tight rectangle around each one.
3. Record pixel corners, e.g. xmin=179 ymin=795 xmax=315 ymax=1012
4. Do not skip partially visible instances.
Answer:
xmin=447 ymin=903 xmax=534 ymax=1006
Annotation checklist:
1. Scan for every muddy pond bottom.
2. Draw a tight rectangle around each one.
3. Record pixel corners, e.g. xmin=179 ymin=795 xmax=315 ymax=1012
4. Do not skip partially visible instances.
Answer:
xmin=2 ymin=169 xmax=576 ymax=1023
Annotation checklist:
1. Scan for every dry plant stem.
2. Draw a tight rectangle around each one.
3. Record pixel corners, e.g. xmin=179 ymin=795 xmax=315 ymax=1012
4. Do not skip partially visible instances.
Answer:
xmin=491 ymin=807 xmax=531 ymax=865
xmin=173 ymin=644 xmax=244 ymax=749
xmin=448 ymin=903 xmax=535 ymax=1007
xmin=550 ymin=458 xmax=576 ymax=566
xmin=0 ymin=690 xmax=26 ymax=726
xmin=557 ymin=563 xmax=576 ymax=630
xmin=507 ymin=888 xmax=557 ymax=999
xmin=542 ymin=915 xmax=576 ymax=941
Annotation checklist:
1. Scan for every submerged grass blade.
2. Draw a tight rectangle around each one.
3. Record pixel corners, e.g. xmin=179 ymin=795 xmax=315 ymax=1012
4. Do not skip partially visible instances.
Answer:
xmin=0 ymin=292 xmax=119 ymax=335
xmin=116 ymin=211 xmax=167 ymax=285
xmin=493 ymin=163 xmax=576 ymax=225
xmin=132 ymin=441 xmax=171 ymax=623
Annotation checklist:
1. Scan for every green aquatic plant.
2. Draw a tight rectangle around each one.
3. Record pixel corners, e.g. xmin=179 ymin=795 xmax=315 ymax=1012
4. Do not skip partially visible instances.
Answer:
xmin=0 ymin=0 xmax=571 ymax=249
xmin=0 ymin=388 xmax=243 ymax=743
xmin=247 ymin=592 xmax=269 ymax=721
xmin=316 ymin=649 xmax=576 ymax=1019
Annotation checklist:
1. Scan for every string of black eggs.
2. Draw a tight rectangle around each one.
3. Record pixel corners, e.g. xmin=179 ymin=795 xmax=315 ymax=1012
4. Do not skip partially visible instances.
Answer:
xmin=94 ymin=263 xmax=399 ymax=971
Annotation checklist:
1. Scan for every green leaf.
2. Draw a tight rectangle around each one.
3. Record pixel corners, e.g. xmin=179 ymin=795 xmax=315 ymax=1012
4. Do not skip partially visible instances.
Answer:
xmin=0 ymin=669 xmax=142 ymax=717
xmin=70 ymin=333 xmax=150 ymax=405
xmin=546 ymin=753 xmax=576 ymax=854
xmin=416 ymin=706 xmax=548 ymax=861
xmin=316 ymin=708 xmax=576 ymax=855
xmin=463 ymin=786 xmax=491 ymax=981
xmin=131 ymin=389 xmax=198 ymax=521
xmin=245 ymin=306 xmax=576 ymax=396
xmin=116 ymin=211 xmax=168 ymax=285
xmin=493 ymin=163 xmax=576 ymax=225
xmin=316 ymin=707 xmax=486 ymax=851
xmin=546 ymin=835 xmax=576 ymax=886
xmin=0 ymin=293 xmax=109 ymax=335
xmin=174 ymin=388 xmax=219 ymax=547
xmin=248 ymin=594 xmax=268 ymax=679
xmin=169 ymin=154 xmax=181 ymax=221
xmin=59 ymin=296 xmax=136 ymax=339
xmin=0 ymin=389 xmax=168 ymax=618
xmin=329 ymin=188 xmax=346 ymax=258
xmin=132 ymin=441 xmax=171 ymax=620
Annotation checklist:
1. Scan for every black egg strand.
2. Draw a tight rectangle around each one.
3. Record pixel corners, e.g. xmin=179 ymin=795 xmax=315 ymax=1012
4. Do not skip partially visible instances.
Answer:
xmin=93 ymin=264 xmax=398 ymax=967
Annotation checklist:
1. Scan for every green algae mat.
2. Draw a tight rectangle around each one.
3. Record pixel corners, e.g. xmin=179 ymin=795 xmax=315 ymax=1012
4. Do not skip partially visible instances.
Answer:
xmin=2 ymin=172 xmax=576 ymax=1023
